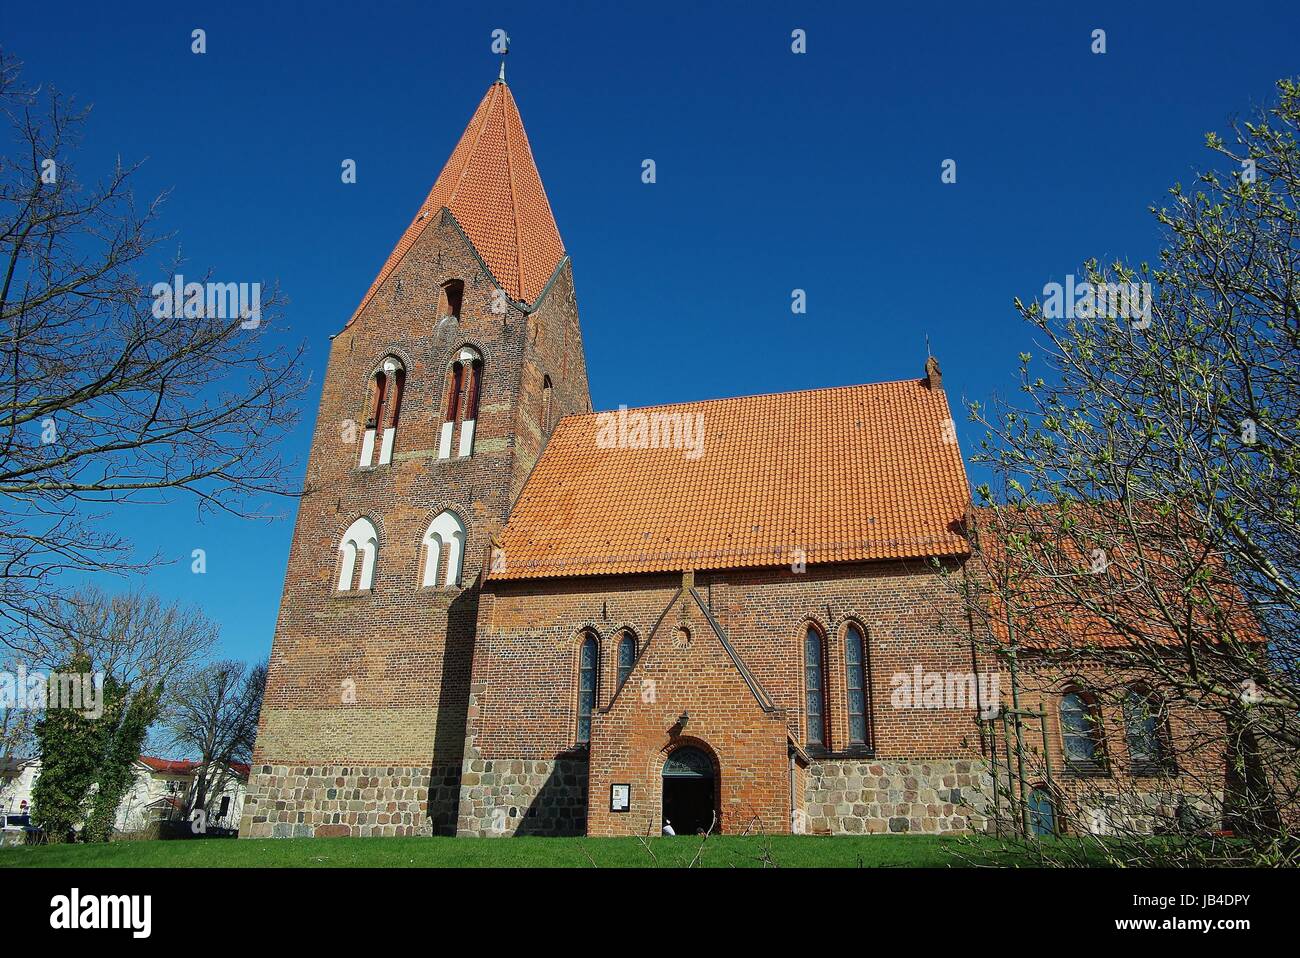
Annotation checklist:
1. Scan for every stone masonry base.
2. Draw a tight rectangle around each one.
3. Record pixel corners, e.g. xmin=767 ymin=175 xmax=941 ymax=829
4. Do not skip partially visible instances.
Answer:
xmin=456 ymin=756 xmax=589 ymax=837
xmin=803 ymin=759 xmax=992 ymax=834
xmin=240 ymin=763 xmax=462 ymax=838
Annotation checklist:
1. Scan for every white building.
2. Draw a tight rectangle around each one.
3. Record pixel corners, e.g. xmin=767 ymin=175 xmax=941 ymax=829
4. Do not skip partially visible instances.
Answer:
xmin=0 ymin=756 xmax=39 ymax=818
xmin=0 ymin=755 xmax=249 ymax=837
xmin=115 ymin=757 xmax=249 ymax=834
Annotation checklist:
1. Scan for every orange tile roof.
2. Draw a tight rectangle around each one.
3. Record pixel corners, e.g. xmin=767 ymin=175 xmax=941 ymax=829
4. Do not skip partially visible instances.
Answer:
xmin=345 ymin=79 xmax=565 ymax=326
xmin=491 ymin=378 xmax=972 ymax=579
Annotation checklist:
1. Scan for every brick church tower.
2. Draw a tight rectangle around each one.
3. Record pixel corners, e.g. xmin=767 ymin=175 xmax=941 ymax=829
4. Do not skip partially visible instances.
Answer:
xmin=241 ymin=71 xmax=590 ymax=838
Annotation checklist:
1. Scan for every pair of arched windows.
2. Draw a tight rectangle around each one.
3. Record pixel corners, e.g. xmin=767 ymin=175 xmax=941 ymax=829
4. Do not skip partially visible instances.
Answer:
xmin=804 ymin=623 xmax=870 ymax=751
xmin=575 ymin=629 xmax=638 ymax=745
xmin=439 ymin=346 xmax=483 ymax=460
xmin=334 ymin=510 xmax=467 ymax=593
xmin=359 ymin=357 xmax=405 ymax=468
xmin=1058 ymin=685 xmax=1171 ymax=775
xmin=356 ymin=340 xmax=484 ymax=470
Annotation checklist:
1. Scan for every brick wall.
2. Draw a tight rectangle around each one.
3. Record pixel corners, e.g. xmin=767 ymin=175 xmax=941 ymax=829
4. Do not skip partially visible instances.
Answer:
xmin=463 ymin=560 xmax=995 ymax=835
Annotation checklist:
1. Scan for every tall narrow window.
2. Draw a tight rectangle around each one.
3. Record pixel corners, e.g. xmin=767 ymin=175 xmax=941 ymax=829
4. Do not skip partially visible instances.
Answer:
xmin=438 ymin=279 xmax=464 ymax=320
xmin=616 ymin=631 xmax=636 ymax=690
xmin=378 ymin=360 xmax=403 ymax=465
xmin=359 ymin=358 xmax=404 ymax=468
xmin=805 ymin=626 xmax=827 ymax=748
xmin=463 ymin=358 xmax=482 ymax=423
xmin=438 ymin=346 xmax=483 ymax=460
xmin=337 ymin=517 xmax=379 ymax=592
xmin=845 ymin=623 xmax=868 ymax=746
xmin=1123 ymin=688 xmax=1170 ymax=775
xmin=541 ymin=375 xmax=554 ymax=436
xmin=445 ymin=362 xmax=463 ymax=422
xmin=1060 ymin=690 xmax=1106 ymax=772
xmin=577 ymin=635 xmax=599 ymax=744
xmin=421 ymin=510 xmax=467 ymax=588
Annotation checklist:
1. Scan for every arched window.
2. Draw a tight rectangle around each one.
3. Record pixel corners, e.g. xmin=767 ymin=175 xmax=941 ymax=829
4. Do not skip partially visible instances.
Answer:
xmin=844 ymin=623 xmax=868 ymax=747
xmin=616 ymin=631 xmax=637 ymax=690
xmin=577 ymin=634 xmax=599 ymax=744
xmin=421 ymin=510 xmax=467 ymax=588
xmin=804 ymin=626 xmax=828 ymax=748
xmin=541 ymin=375 xmax=554 ymax=436
xmin=337 ymin=517 xmax=379 ymax=592
xmin=1123 ymin=687 xmax=1171 ymax=775
xmin=438 ymin=346 xmax=483 ymax=460
xmin=358 ymin=357 xmax=404 ymax=468
xmin=438 ymin=279 xmax=464 ymax=321
xmin=1060 ymin=689 xmax=1106 ymax=772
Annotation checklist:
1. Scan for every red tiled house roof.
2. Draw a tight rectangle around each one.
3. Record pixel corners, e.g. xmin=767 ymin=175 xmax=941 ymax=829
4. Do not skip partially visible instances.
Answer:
xmin=491 ymin=376 xmax=971 ymax=580
xmin=967 ymin=505 xmax=1264 ymax=649
xmin=138 ymin=756 xmax=251 ymax=780
xmin=138 ymin=756 xmax=197 ymax=775
xmin=345 ymin=78 xmax=565 ymax=326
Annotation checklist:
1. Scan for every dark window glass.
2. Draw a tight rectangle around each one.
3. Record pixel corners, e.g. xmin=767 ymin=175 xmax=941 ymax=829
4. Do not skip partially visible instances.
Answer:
xmin=368 ymin=372 xmax=387 ymax=428
xmin=805 ymin=627 xmax=826 ymax=747
xmin=464 ymin=361 xmax=482 ymax=421
xmin=387 ymin=368 xmax=405 ymax=428
xmin=1060 ymin=692 xmax=1102 ymax=764
xmin=445 ymin=362 xmax=463 ymax=422
xmin=845 ymin=624 xmax=867 ymax=745
xmin=577 ymin=636 xmax=598 ymax=744
xmin=617 ymin=633 xmax=636 ymax=689
xmin=1124 ymin=689 xmax=1167 ymax=771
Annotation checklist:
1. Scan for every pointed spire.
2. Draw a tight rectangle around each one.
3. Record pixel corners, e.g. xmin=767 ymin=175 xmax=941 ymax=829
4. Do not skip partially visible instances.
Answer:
xmin=346 ymin=77 xmax=565 ymax=327
xmin=498 ymin=59 xmax=506 ymax=84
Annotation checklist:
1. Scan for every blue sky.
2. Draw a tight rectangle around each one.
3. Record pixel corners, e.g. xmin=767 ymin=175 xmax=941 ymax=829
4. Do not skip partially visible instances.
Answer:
xmin=4 ymin=1 xmax=1297 ymax=664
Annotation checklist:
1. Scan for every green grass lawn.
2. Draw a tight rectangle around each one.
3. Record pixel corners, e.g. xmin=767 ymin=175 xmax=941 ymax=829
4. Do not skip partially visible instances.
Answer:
xmin=0 ymin=833 xmax=1057 ymax=868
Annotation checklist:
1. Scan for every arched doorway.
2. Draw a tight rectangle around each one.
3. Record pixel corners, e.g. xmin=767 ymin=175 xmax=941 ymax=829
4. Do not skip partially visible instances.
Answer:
xmin=1028 ymin=786 xmax=1057 ymax=837
xmin=662 ymin=746 xmax=716 ymax=835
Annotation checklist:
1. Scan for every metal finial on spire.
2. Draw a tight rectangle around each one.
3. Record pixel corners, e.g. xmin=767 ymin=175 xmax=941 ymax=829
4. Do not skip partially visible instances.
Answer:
xmin=495 ymin=31 xmax=510 ymax=83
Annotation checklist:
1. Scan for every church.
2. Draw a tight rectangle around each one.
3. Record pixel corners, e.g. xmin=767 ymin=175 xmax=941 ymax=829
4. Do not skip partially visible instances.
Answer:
xmin=241 ymin=70 xmax=1222 ymax=840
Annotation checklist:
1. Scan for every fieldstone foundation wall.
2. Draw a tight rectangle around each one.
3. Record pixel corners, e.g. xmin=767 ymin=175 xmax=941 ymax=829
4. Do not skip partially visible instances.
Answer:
xmin=240 ymin=763 xmax=462 ymax=838
xmin=456 ymin=757 xmax=588 ymax=836
xmin=803 ymin=759 xmax=992 ymax=834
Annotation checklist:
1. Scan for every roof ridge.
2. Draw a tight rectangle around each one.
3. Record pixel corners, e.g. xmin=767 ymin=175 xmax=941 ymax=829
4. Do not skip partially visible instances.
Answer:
xmin=557 ymin=377 xmax=934 ymax=421
xmin=502 ymin=90 xmax=526 ymax=301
